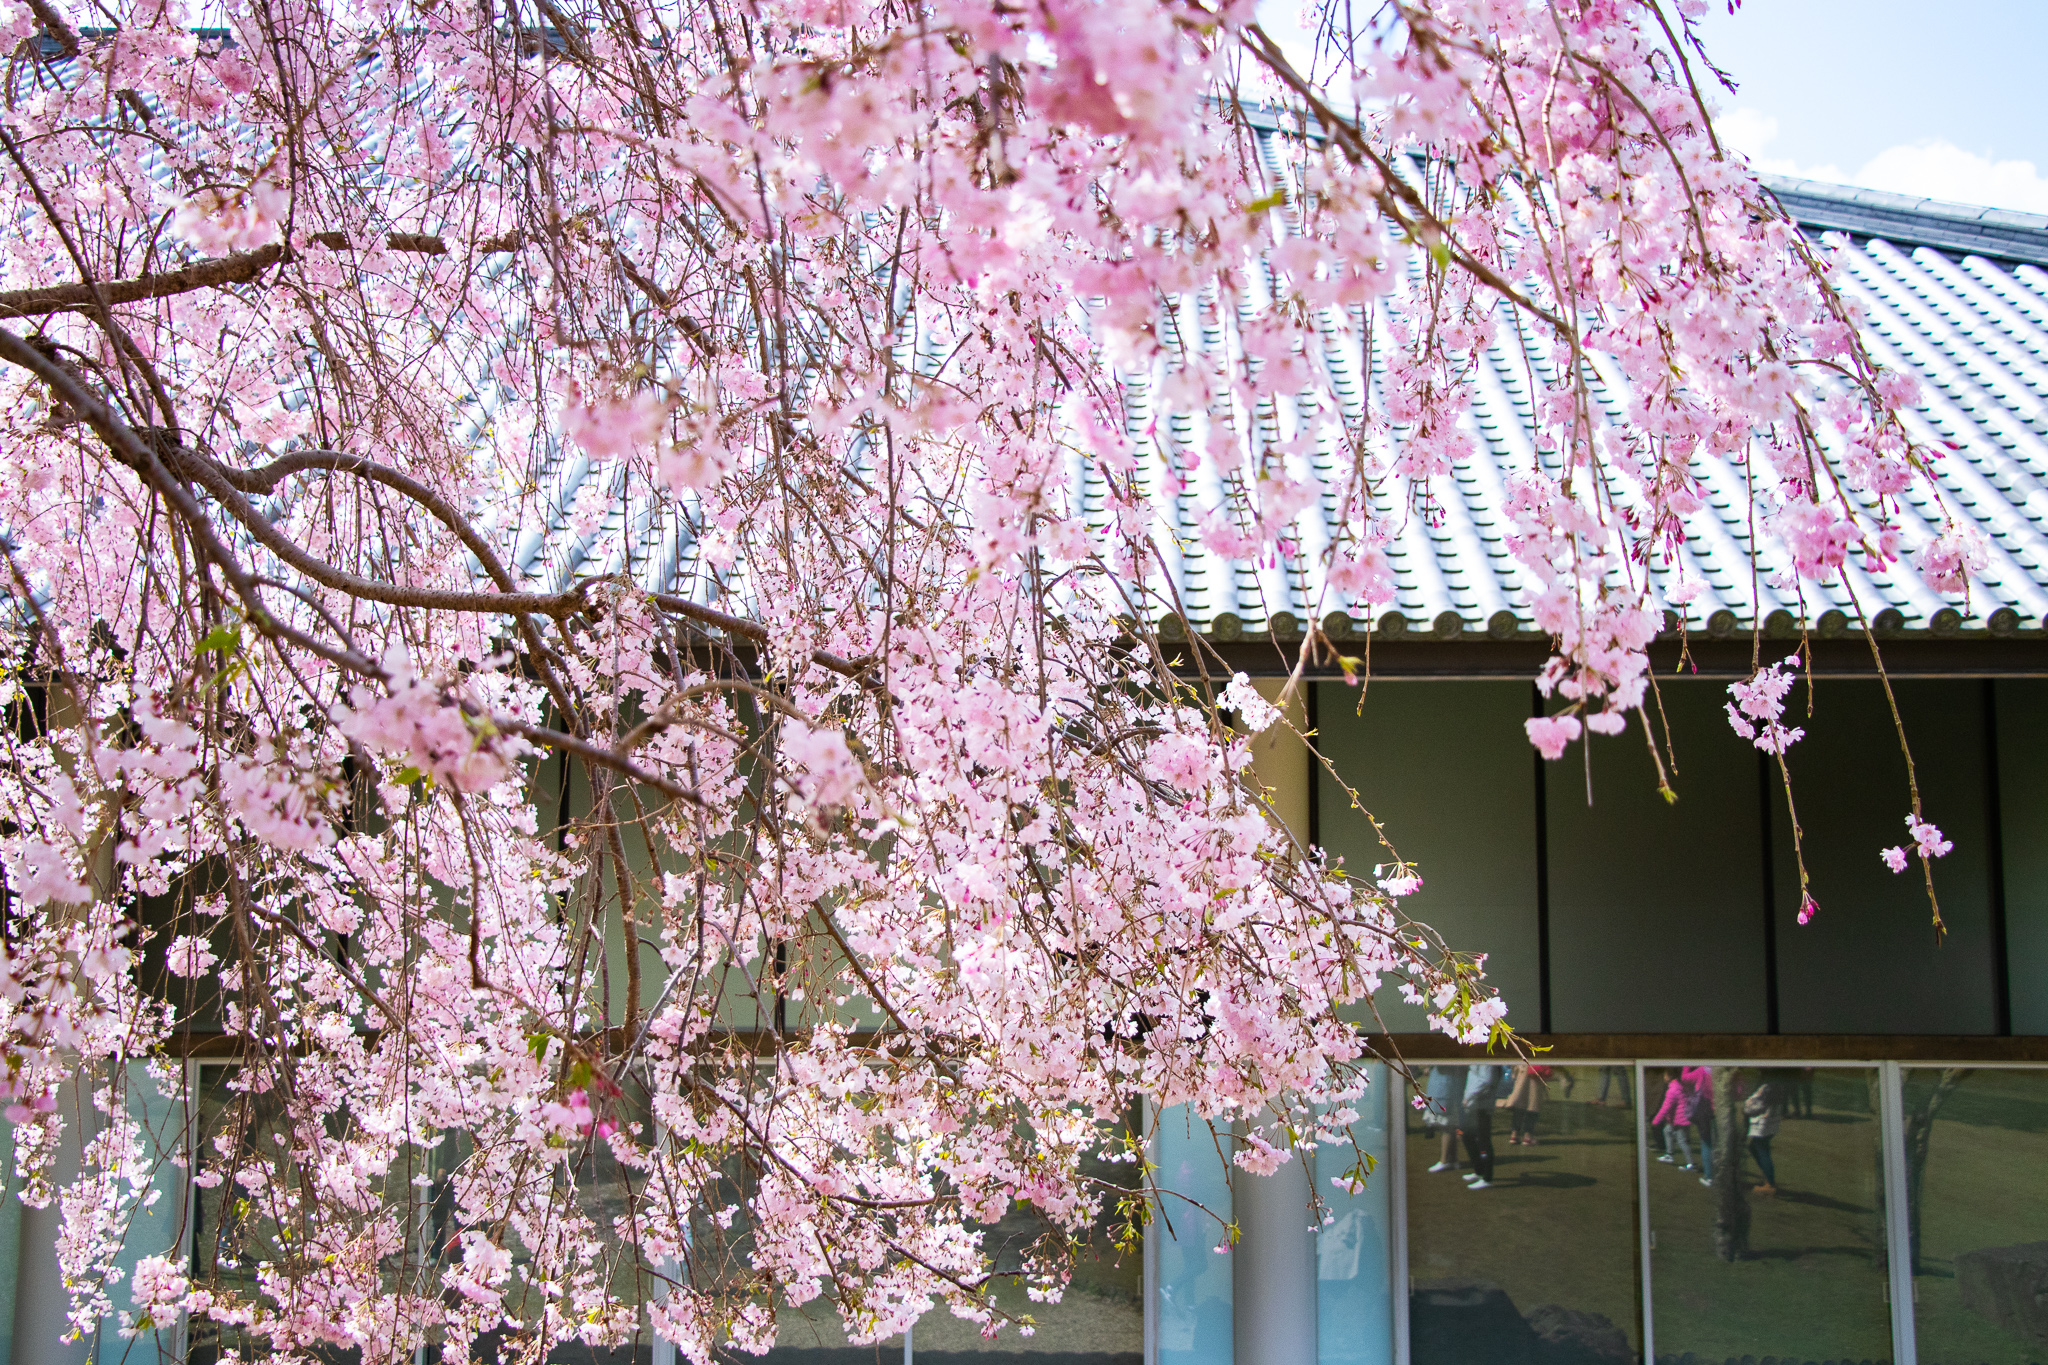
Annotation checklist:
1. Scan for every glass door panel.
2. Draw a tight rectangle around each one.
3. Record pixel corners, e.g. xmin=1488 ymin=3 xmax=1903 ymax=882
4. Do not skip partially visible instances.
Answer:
xmin=1405 ymin=1064 xmax=1641 ymax=1365
xmin=908 ymin=1109 xmax=1143 ymax=1365
xmin=1153 ymin=1104 xmax=1234 ymax=1365
xmin=1317 ymin=1065 xmax=1394 ymax=1365
xmin=1644 ymin=1065 xmax=1892 ymax=1363
xmin=1905 ymin=1067 xmax=2048 ymax=1365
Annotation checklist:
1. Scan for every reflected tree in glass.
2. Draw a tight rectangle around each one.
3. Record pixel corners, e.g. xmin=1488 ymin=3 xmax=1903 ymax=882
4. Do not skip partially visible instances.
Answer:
xmin=1645 ymin=1065 xmax=1892 ymax=1364
xmin=1905 ymin=1067 xmax=2048 ymax=1365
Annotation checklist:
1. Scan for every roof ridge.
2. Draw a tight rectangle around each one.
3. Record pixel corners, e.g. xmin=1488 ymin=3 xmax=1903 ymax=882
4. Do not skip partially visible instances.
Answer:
xmin=1759 ymin=173 xmax=2048 ymax=269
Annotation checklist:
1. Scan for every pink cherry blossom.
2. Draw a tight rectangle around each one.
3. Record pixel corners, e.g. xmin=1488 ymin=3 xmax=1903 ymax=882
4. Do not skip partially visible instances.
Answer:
xmin=1525 ymin=714 xmax=1584 ymax=760
xmin=0 ymin=0 xmax=1967 ymax=1353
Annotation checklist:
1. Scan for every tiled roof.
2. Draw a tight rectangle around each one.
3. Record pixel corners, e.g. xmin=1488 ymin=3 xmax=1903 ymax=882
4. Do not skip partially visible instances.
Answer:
xmin=507 ymin=160 xmax=2048 ymax=648
xmin=1763 ymin=175 xmax=2048 ymax=269
xmin=33 ymin=58 xmax=2036 ymax=649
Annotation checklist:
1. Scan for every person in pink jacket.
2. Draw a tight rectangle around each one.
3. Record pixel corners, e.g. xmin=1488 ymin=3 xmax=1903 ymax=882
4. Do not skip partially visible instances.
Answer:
xmin=1682 ymin=1065 xmax=1717 ymax=1186
xmin=1652 ymin=1070 xmax=1697 ymax=1171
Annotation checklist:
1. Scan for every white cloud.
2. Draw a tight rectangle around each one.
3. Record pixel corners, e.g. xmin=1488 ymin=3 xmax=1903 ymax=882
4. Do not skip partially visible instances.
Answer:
xmin=1716 ymin=105 xmax=2048 ymax=215
xmin=1851 ymin=140 xmax=2048 ymax=214
xmin=1717 ymin=105 xmax=1845 ymax=182
xmin=1717 ymin=107 xmax=1781 ymax=161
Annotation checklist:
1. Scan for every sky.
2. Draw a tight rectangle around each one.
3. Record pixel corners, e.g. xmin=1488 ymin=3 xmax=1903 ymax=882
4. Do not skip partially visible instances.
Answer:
xmin=1255 ymin=0 xmax=2048 ymax=215
xmin=1695 ymin=0 xmax=2048 ymax=213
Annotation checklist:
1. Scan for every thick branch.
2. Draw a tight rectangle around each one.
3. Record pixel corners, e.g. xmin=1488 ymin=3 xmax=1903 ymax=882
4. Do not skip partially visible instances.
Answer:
xmin=203 ymin=447 xmax=580 ymax=722
xmin=0 ymin=231 xmax=523 ymax=320
xmin=0 ymin=326 xmax=381 ymax=677
xmin=649 ymin=591 xmax=877 ymax=684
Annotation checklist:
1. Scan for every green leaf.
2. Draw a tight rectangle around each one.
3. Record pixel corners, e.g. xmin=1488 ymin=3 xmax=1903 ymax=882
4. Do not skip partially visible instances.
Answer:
xmin=197 ymin=623 xmax=242 ymax=657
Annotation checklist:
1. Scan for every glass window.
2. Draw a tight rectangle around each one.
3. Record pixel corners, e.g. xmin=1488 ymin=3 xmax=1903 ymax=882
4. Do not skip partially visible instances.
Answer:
xmin=1153 ymin=1104 xmax=1234 ymax=1365
xmin=894 ymin=1109 xmax=1144 ymax=1365
xmin=758 ymin=1296 xmax=906 ymax=1364
xmin=1905 ymin=1067 xmax=2048 ymax=1365
xmin=1644 ymin=1065 xmax=1891 ymax=1362
xmin=1405 ymin=1064 xmax=1640 ymax=1365
xmin=1317 ymin=1067 xmax=1394 ymax=1365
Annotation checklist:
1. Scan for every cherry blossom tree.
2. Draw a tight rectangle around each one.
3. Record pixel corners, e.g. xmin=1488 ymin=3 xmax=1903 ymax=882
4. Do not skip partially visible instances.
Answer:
xmin=0 ymin=0 xmax=1966 ymax=1358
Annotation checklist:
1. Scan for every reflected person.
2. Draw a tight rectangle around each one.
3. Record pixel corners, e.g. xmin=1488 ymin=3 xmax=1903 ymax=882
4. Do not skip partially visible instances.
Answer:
xmin=1458 ymin=1064 xmax=1511 ymax=1190
xmin=1683 ymin=1065 xmax=1717 ymax=1187
xmin=1593 ymin=1065 xmax=1632 ymax=1108
xmin=1653 ymin=1069 xmax=1698 ymax=1171
xmin=1743 ymin=1071 xmax=1788 ymax=1196
xmin=1506 ymin=1063 xmax=1548 ymax=1147
xmin=1424 ymin=1065 xmax=1464 ymax=1174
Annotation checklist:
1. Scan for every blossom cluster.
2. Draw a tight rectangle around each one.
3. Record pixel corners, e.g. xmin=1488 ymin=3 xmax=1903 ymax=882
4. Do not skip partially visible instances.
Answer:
xmin=0 ymin=0 xmax=1966 ymax=1359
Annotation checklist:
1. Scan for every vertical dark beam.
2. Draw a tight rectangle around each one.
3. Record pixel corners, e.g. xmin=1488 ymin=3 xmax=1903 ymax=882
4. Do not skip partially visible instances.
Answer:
xmin=1987 ymin=677 xmax=2013 ymax=1037
xmin=1758 ymin=749 xmax=1781 ymax=1036
xmin=1306 ymin=680 xmax=1321 ymax=852
xmin=1532 ymin=685 xmax=1553 ymax=1034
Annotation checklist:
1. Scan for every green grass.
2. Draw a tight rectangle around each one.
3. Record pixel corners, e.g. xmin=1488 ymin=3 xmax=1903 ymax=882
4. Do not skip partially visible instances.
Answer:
xmin=1404 ymin=1071 xmax=1643 ymax=1349
xmin=1910 ymin=1070 xmax=2048 ymax=1365
xmin=1644 ymin=1077 xmax=1891 ymax=1363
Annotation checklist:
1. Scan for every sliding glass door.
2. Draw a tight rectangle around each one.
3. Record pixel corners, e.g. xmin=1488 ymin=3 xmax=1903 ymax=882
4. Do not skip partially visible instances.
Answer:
xmin=1402 ymin=1064 xmax=1641 ymax=1365
xmin=1902 ymin=1067 xmax=2048 ymax=1365
xmin=1641 ymin=1064 xmax=1892 ymax=1364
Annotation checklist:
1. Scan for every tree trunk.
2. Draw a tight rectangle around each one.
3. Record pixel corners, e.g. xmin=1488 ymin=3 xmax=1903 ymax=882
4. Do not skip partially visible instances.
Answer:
xmin=1903 ymin=1068 xmax=1971 ymax=1275
xmin=1710 ymin=1069 xmax=1750 ymax=1261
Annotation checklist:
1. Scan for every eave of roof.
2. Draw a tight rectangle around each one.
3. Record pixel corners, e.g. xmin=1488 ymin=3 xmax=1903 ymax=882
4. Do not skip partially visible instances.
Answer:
xmin=1762 ymin=174 xmax=2048 ymax=269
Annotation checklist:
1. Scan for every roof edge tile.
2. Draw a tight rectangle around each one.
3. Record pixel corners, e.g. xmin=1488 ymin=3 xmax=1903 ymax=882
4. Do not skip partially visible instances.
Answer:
xmin=1760 ymin=173 xmax=2048 ymax=268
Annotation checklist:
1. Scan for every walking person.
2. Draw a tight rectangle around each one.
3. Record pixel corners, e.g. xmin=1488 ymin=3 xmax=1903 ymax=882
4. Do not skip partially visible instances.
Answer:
xmin=1683 ymin=1065 xmax=1717 ymax=1187
xmin=1745 ymin=1071 xmax=1788 ymax=1196
xmin=1651 ymin=1069 xmax=1697 ymax=1170
xmin=1506 ymin=1064 xmax=1549 ymax=1145
xmin=1423 ymin=1066 xmax=1464 ymax=1173
xmin=1458 ymin=1064 xmax=1511 ymax=1190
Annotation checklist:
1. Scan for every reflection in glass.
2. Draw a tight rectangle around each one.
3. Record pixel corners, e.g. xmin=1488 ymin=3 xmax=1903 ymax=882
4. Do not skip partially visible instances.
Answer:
xmin=895 ymin=1110 xmax=1143 ymax=1365
xmin=1317 ymin=1065 xmax=1393 ymax=1365
xmin=1153 ymin=1104 xmax=1233 ymax=1365
xmin=1645 ymin=1065 xmax=1891 ymax=1363
xmin=1905 ymin=1067 xmax=2048 ymax=1365
xmin=1405 ymin=1064 xmax=1640 ymax=1365
xmin=190 ymin=1063 xmax=293 ymax=1365
xmin=757 ymin=1295 xmax=905 ymax=1365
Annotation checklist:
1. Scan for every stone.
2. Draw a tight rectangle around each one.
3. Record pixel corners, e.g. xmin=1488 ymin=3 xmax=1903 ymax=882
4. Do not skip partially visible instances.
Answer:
xmin=1525 ymin=1303 xmax=1633 ymax=1365
xmin=1957 ymin=1240 xmax=2048 ymax=1350
xmin=1410 ymin=1279 xmax=1541 ymax=1365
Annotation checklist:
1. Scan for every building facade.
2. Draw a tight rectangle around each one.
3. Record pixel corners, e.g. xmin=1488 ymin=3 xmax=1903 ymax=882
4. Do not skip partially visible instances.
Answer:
xmin=8 ymin=182 xmax=2048 ymax=1365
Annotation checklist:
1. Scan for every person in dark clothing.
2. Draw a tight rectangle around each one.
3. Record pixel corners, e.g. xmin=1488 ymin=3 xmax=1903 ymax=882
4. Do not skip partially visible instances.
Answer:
xmin=1745 ymin=1073 xmax=1788 ymax=1195
xmin=1593 ymin=1065 xmax=1633 ymax=1107
xmin=1793 ymin=1067 xmax=1815 ymax=1118
xmin=1458 ymin=1065 xmax=1511 ymax=1189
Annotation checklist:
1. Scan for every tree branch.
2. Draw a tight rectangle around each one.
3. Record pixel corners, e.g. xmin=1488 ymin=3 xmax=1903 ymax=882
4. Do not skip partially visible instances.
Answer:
xmin=0 ymin=231 xmax=523 ymax=320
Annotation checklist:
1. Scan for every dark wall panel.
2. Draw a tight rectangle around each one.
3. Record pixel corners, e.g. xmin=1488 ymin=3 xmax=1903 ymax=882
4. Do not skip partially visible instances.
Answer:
xmin=1996 ymin=678 xmax=2048 ymax=1035
xmin=1772 ymin=679 xmax=1999 ymax=1034
xmin=1546 ymin=681 xmax=1770 ymax=1032
xmin=1315 ymin=681 xmax=1541 ymax=1033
